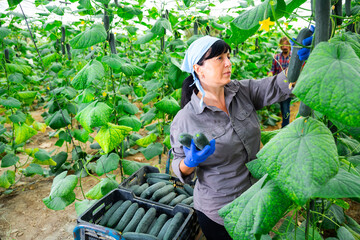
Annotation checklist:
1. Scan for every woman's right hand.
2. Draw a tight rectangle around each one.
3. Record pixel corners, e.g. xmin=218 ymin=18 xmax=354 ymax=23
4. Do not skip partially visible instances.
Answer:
xmin=183 ymin=139 xmax=216 ymax=168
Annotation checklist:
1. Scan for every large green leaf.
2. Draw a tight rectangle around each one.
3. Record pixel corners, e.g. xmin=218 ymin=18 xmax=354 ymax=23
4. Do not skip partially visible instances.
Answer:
xmin=42 ymin=171 xmax=78 ymax=210
xmin=95 ymin=153 xmax=120 ymax=176
xmin=9 ymin=110 xmax=26 ymax=123
xmin=71 ymin=60 xmax=105 ymax=90
xmin=33 ymin=149 xmax=57 ymax=166
xmin=151 ymin=18 xmax=172 ymax=36
xmin=168 ymin=64 xmax=188 ymax=90
xmin=330 ymin=32 xmax=360 ymax=59
xmin=313 ymin=168 xmax=360 ymax=199
xmin=75 ymin=199 xmax=96 ymax=216
xmin=154 ymin=96 xmax=180 ymax=115
xmin=0 ymin=27 xmax=11 ymax=41
xmin=0 ymin=97 xmax=21 ymax=108
xmin=117 ymin=5 xmax=142 ymax=20
xmin=118 ymin=115 xmax=142 ymax=132
xmin=14 ymin=123 xmax=37 ymax=144
xmin=121 ymin=159 xmax=150 ymax=175
xmin=135 ymin=133 xmax=157 ymax=147
xmin=46 ymin=5 xmax=65 ymax=15
xmin=256 ymin=117 xmax=339 ymax=206
xmin=22 ymin=163 xmax=44 ymax=177
xmin=17 ymin=91 xmax=37 ymax=105
xmin=69 ymin=24 xmax=107 ymax=49
xmin=1 ymin=153 xmax=19 ymax=168
xmin=75 ymin=101 xmax=112 ymax=133
xmin=42 ymin=53 xmax=60 ymax=68
xmin=48 ymin=110 xmax=71 ymax=130
xmin=133 ymin=32 xmax=156 ymax=45
xmin=85 ymin=177 xmax=118 ymax=200
xmin=101 ymin=54 xmax=124 ymax=71
xmin=337 ymin=226 xmax=356 ymax=240
xmin=7 ymin=0 xmax=22 ymax=8
xmin=6 ymin=63 xmax=31 ymax=75
xmin=293 ymin=42 xmax=360 ymax=127
xmin=120 ymin=63 xmax=144 ymax=77
xmin=284 ymin=0 xmax=307 ymax=18
xmin=140 ymin=142 xmax=163 ymax=160
xmin=73 ymin=129 xmax=89 ymax=143
xmin=260 ymin=129 xmax=281 ymax=145
xmin=95 ymin=123 xmax=132 ymax=153
xmin=219 ymin=175 xmax=292 ymax=239
xmin=229 ymin=0 xmax=286 ymax=44
xmin=0 ymin=170 xmax=15 ymax=189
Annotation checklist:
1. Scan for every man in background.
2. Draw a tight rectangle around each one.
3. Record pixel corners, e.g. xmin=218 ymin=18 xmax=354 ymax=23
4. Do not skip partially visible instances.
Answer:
xmin=269 ymin=36 xmax=291 ymax=128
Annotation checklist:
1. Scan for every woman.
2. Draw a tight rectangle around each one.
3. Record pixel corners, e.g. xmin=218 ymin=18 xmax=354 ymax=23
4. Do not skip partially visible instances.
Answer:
xmin=170 ymin=36 xmax=305 ymax=239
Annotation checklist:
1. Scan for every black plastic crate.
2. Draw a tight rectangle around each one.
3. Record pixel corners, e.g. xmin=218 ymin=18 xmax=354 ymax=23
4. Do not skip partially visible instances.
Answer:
xmin=76 ymin=188 xmax=199 ymax=240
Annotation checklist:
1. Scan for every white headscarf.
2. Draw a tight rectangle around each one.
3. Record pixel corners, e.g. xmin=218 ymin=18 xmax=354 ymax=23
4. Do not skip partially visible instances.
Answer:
xmin=181 ymin=36 xmax=220 ymax=108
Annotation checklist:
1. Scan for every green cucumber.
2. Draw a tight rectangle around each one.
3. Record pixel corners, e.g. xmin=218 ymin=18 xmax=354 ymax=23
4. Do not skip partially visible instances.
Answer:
xmin=174 ymin=187 xmax=190 ymax=197
xmin=183 ymin=184 xmax=194 ymax=196
xmin=157 ymin=218 xmax=172 ymax=239
xmin=133 ymin=183 xmax=149 ymax=196
xmin=148 ymin=213 xmax=168 ymax=236
xmin=178 ymin=133 xmax=193 ymax=148
xmin=193 ymin=132 xmax=209 ymax=150
xmin=66 ymin=43 xmax=71 ymax=60
xmin=99 ymin=200 xmax=123 ymax=226
xmin=147 ymin=216 xmax=158 ymax=234
xmin=4 ymin=49 xmax=10 ymax=63
xmin=146 ymin=177 xmax=173 ymax=186
xmin=61 ymin=26 xmax=66 ymax=43
xmin=145 ymin=172 xmax=171 ymax=180
xmin=109 ymin=33 xmax=117 ymax=54
xmin=103 ymin=12 xmax=110 ymax=33
xmin=129 ymin=184 xmax=140 ymax=192
xmin=123 ymin=207 xmax=146 ymax=233
xmin=151 ymin=185 xmax=174 ymax=201
xmin=345 ymin=0 xmax=351 ymax=17
xmin=287 ymin=28 xmax=313 ymax=83
xmin=163 ymin=212 xmax=185 ymax=240
xmin=121 ymin=232 xmax=159 ymax=240
xmin=298 ymin=101 xmax=312 ymax=117
xmin=181 ymin=196 xmax=194 ymax=205
xmin=106 ymin=200 xmax=131 ymax=228
xmin=114 ymin=202 xmax=139 ymax=232
xmin=135 ymin=207 xmax=157 ymax=233
xmin=158 ymin=192 xmax=177 ymax=205
xmin=140 ymin=182 xmax=166 ymax=199
xmin=315 ymin=0 xmax=331 ymax=46
xmin=334 ymin=0 xmax=343 ymax=25
xmin=169 ymin=194 xmax=188 ymax=207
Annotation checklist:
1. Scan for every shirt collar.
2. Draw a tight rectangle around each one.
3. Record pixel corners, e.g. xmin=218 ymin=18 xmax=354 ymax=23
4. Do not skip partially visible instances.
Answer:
xmin=190 ymin=81 xmax=240 ymax=114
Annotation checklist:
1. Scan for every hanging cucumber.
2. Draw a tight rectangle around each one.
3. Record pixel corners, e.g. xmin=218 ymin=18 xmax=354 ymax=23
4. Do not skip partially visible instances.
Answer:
xmin=103 ymin=11 xmax=110 ymax=41
xmin=298 ymin=102 xmax=312 ymax=117
xmin=109 ymin=33 xmax=117 ymax=54
xmin=4 ymin=49 xmax=10 ymax=63
xmin=315 ymin=0 xmax=331 ymax=46
xmin=66 ymin=43 xmax=71 ymax=60
xmin=287 ymin=28 xmax=313 ymax=83
xmin=61 ymin=26 xmax=66 ymax=55
xmin=345 ymin=0 xmax=351 ymax=17
xmin=334 ymin=0 xmax=343 ymax=26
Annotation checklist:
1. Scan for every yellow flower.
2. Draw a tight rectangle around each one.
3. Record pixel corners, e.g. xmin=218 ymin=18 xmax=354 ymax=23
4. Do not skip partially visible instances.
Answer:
xmin=102 ymin=92 xmax=107 ymax=97
xmin=47 ymin=86 xmax=50 ymax=90
xmin=284 ymin=22 xmax=289 ymax=28
xmin=259 ymin=17 xmax=275 ymax=32
xmin=332 ymin=5 xmax=335 ymax=10
xmin=81 ymin=21 xmax=85 ymax=25
xmin=91 ymin=46 xmax=94 ymax=51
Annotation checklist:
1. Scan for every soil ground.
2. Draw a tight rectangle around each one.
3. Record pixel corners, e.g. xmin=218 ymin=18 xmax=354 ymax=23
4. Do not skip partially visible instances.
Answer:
xmin=0 ymin=101 xmax=359 ymax=240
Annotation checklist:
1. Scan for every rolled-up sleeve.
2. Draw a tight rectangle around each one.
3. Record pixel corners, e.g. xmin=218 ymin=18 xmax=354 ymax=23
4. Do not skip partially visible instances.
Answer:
xmin=170 ymin=111 xmax=196 ymax=183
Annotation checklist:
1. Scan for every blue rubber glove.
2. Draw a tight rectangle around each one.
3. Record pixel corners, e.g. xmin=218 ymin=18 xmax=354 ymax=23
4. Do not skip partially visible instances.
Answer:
xmin=183 ymin=139 xmax=215 ymax=168
xmin=298 ymin=25 xmax=315 ymax=61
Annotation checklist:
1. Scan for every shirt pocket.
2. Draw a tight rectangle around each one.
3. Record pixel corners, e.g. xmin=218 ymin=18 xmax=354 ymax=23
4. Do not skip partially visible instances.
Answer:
xmin=234 ymin=103 xmax=254 ymax=121
xmin=201 ymin=125 xmax=226 ymax=140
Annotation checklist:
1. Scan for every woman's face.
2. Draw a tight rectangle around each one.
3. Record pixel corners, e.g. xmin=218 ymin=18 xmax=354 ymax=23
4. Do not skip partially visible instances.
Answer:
xmin=195 ymin=51 xmax=232 ymax=87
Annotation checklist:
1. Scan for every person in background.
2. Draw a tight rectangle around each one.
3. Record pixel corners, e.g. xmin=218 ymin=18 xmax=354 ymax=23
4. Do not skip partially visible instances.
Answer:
xmin=170 ymin=33 xmax=312 ymax=240
xmin=269 ymin=36 xmax=292 ymax=128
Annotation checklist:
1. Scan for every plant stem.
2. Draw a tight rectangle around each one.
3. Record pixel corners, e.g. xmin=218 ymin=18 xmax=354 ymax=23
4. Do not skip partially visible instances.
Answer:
xmin=78 ymin=168 xmax=87 ymax=199
xmin=111 ymin=70 xmax=117 ymax=124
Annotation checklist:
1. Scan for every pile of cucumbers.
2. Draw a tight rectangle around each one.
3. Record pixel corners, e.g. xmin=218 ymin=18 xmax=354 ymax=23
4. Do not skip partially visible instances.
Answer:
xmin=98 ymin=199 xmax=185 ymax=240
xmin=127 ymin=172 xmax=194 ymax=207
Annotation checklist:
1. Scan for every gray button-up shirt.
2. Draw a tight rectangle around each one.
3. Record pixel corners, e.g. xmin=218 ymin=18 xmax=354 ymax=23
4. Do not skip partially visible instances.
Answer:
xmin=170 ymin=72 xmax=292 ymax=225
